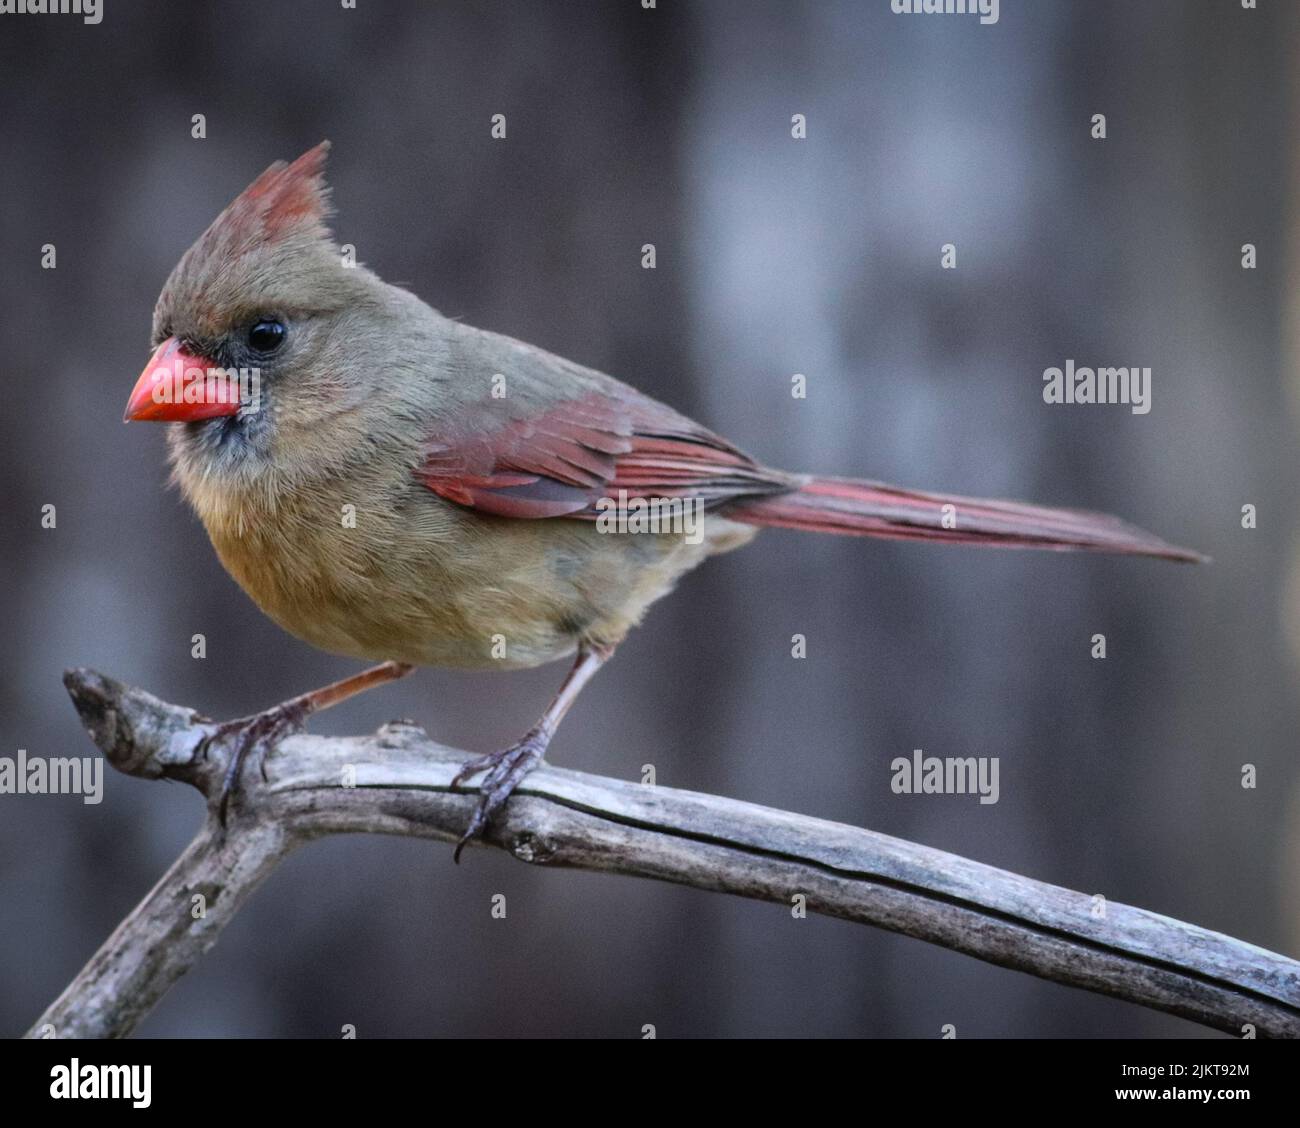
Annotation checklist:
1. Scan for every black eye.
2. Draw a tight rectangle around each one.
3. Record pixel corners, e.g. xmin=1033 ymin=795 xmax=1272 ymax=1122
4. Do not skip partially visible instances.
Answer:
xmin=247 ymin=319 xmax=286 ymax=353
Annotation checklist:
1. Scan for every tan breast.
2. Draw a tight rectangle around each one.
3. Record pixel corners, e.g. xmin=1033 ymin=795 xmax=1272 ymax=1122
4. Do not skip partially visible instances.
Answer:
xmin=181 ymin=457 xmax=754 ymax=672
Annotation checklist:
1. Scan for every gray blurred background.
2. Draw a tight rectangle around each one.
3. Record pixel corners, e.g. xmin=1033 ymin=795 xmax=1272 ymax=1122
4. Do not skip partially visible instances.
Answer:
xmin=2 ymin=0 xmax=1297 ymax=1037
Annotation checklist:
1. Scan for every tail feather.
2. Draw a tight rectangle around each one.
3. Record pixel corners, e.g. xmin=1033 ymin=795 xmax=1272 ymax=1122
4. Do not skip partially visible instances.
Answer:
xmin=727 ymin=476 xmax=1205 ymax=563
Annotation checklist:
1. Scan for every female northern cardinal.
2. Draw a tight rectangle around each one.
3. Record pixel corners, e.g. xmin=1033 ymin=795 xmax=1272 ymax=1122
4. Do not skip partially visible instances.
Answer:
xmin=124 ymin=143 xmax=1201 ymax=858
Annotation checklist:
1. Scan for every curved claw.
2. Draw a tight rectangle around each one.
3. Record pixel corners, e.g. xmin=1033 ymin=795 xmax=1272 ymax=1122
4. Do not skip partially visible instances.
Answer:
xmin=452 ymin=730 xmax=549 ymax=862
xmin=199 ymin=701 xmax=309 ymax=824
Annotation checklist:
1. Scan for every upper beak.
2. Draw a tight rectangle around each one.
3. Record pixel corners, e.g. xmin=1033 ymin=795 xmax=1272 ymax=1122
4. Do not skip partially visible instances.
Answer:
xmin=123 ymin=338 xmax=244 ymax=422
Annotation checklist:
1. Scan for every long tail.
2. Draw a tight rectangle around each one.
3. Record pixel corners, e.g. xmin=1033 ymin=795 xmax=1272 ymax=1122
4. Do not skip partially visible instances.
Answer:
xmin=727 ymin=476 xmax=1204 ymax=563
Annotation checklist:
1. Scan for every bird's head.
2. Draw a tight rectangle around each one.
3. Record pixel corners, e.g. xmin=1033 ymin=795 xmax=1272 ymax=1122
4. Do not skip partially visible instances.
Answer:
xmin=124 ymin=142 xmax=388 ymax=478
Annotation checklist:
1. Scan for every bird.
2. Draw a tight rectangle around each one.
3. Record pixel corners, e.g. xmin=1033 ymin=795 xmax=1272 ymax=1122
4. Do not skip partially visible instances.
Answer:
xmin=123 ymin=142 xmax=1202 ymax=859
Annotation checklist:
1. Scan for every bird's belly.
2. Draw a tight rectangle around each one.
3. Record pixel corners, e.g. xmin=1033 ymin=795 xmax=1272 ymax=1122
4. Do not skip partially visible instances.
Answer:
xmin=202 ymin=494 xmax=743 ymax=672
xmin=209 ymin=526 xmax=573 ymax=671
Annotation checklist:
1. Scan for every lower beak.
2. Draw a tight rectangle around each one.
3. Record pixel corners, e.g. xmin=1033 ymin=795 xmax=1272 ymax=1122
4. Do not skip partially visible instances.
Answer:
xmin=123 ymin=338 xmax=245 ymax=422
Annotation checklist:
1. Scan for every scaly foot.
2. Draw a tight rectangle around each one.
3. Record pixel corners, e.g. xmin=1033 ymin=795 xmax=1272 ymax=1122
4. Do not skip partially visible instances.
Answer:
xmin=451 ymin=728 xmax=550 ymax=861
xmin=199 ymin=700 xmax=309 ymax=823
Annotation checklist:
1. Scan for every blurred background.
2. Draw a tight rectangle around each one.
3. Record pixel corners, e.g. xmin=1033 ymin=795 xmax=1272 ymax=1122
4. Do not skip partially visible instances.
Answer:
xmin=2 ymin=0 xmax=1297 ymax=1037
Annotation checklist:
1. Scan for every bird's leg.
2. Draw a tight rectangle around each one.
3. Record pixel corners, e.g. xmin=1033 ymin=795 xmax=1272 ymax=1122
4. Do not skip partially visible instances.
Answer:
xmin=451 ymin=642 xmax=613 ymax=861
xmin=202 ymin=660 xmax=415 ymax=822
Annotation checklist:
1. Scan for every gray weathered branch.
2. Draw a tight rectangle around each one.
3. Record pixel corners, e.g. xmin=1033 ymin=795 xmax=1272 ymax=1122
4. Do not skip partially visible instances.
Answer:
xmin=26 ymin=667 xmax=1300 ymax=1038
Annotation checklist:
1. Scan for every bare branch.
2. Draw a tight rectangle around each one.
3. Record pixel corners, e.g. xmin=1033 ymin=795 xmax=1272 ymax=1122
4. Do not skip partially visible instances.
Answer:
xmin=26 ymin=667 xmax=1300 ymax=1039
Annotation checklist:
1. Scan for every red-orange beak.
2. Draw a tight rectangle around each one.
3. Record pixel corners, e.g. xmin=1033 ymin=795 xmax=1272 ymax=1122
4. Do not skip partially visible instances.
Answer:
xmin=123 ymin=338 xmax=245 ymax=423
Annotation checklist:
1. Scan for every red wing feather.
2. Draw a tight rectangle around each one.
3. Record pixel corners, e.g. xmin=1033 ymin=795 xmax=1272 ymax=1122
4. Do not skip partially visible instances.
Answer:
xmin=420 ymin=391 xmax=791 ymax=519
